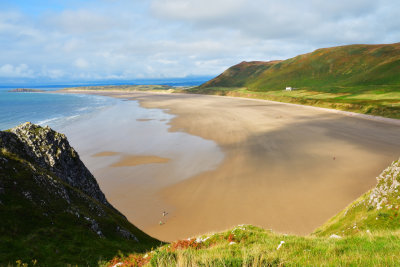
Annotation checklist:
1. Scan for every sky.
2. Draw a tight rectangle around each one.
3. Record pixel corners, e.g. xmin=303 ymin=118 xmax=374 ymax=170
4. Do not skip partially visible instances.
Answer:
xmin=0 ymin=0 xmax=399 ymax=84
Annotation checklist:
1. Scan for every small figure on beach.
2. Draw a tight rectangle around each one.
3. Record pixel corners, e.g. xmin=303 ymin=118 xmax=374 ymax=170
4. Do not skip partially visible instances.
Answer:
xmin=162 ymin=211 xmax=168 ymax=217
xmin=333 ymin=156 xmax=336 ymax=160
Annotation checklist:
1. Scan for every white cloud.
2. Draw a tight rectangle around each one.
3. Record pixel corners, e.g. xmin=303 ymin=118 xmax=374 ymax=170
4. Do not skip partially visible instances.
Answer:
xmin=0 ymin=0 xmax=399 ymax=83
xmin=74 ymin=58 xmax=89 ymax=69
xmin=0 ymin=64 xmax=34 ymax=78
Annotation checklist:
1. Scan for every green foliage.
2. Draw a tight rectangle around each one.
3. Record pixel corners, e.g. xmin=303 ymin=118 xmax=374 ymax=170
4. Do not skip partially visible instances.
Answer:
xmin=0 ymin=149 xmax=161 ymax=266
xmin=197 ymin=43 xmax=400 ymax=118
xmin=188 ymin=87 xmax=400 ymax=119
xmin=103 ymin=158 xmax=400 ymax=266
xmin=315 ymin=159 xmax=400 ymax=237
xmin=105 ymin=225 xmax=400 ymax=266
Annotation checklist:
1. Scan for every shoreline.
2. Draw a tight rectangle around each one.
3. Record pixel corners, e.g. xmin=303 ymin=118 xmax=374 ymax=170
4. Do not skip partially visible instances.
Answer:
xmin=56 ymin=90 xmax=400 ymax=241
xmin=58 ymin=89 xmax=400 ymax=126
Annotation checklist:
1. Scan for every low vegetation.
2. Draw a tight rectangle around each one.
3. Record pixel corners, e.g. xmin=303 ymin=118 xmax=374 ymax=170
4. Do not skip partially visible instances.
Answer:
xmin=105 ymin=158 xmax=400 ymax=266
xmin=0 ymin=124 xmax=161 ymax=266
xmin=188 ymin=87 xmax=400 ymax=119
xmin=195 ymin=43 xmax=400 ymax=119
xmin=60 ymin=84 xmax=194 ymax=93
xmin=104 ymin=226 xmax=400 ymax=266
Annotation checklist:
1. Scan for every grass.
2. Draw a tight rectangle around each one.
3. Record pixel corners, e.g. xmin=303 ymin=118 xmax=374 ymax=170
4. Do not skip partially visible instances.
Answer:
xmin=0 ymin=140 xmax=161 ymax=266
xmin=187 ymin=87 xmax=400 ymax=119
xmin=315 ymin=159 xmax=400 ymax=237
xmin=196 ymin=43 xmax=400 ymax=119
xmin=104 ymin=158 xmax=400 ymax=266
xmin=103 ymin=225 xmax=400 ymax=266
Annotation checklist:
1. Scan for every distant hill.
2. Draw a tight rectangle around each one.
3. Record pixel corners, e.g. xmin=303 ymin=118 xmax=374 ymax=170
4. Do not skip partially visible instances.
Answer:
xmin=201 ymin=61 xmax=281 ymax=88
xmin=8 ymin=89 xmax=45 ymax=93
xmin=0 ymin=123 xmax=159 ymax=266
xmin=200 ymin=43 xmax=400 ymax=93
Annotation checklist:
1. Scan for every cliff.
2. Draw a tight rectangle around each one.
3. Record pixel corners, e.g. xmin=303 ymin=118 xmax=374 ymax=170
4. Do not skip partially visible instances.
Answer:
xmin=0 ymin=123 xmax=159 ymax=266
xmin=315 ymin=158 xmax=400 ymax=236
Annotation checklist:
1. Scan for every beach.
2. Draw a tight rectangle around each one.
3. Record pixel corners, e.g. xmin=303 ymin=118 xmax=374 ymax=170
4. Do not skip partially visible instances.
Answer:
xmin=59 ymin=90 xmax=400 ymax=242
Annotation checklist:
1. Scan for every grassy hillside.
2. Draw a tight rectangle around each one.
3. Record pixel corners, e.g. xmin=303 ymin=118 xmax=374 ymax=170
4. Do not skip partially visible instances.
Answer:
xmin=200 ymin=43 xmax=400 ymax=92
xmin=248 ymin=44 xmax=400 ymax=92
xmin=0 ymin=124 xmax=161 ymax=266
xmin=201 ymin=61 xmax=281 ymax=88
xmin=193 ymin=43 xmax=400 ymax=118
xmin=106 ymin=159 xmax=400 ymax=266
xmin=105 ymin=227 xmax=400 ymax=266
xmin=315 ymin=159 xmax=400 ymax=237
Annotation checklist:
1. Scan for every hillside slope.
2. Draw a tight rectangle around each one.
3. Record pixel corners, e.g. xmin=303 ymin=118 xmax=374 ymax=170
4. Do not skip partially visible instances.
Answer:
xmin=200 ymin=61 xmax=281 ymax=88
xmin=108 ymin=158 xmax=400 ymax=266
xmin=200 ymin=43 xmax=400 ymax=92
xmin=0 ymin=123 xmax=160 ymax=266
xmin=315 ymin=158 xmax=400 ymax=236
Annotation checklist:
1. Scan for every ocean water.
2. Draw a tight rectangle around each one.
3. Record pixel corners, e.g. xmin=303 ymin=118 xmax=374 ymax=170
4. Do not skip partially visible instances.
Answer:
xmin=0 ymin=88 xmax=119 ymax=131
xmin=0 ymin=78 xmax=209 ymax=131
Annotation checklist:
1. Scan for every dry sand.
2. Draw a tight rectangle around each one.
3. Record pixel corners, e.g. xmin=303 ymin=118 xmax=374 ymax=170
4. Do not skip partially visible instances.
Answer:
xmin=61 ymin=90 xmax=400 ymax=241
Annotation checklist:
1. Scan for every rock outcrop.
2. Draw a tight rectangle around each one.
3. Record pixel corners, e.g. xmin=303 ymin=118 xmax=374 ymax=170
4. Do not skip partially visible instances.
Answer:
xmin=0 ymin=123 xmax=159 ymax=265
xmin=315 ymin=158 xmax=400 ymax=236
xmin=0 ymin=122 xmax=108 ymax=206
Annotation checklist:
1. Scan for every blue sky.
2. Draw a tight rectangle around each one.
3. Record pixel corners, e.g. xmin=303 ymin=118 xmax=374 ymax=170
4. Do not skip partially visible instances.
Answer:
xmin=0 ymin=0 xmax=399 ymax=84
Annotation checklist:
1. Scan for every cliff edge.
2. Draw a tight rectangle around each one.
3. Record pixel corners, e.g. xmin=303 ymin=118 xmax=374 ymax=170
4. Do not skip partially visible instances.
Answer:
xmin=0 ymin=123 xmax=159 ymax=266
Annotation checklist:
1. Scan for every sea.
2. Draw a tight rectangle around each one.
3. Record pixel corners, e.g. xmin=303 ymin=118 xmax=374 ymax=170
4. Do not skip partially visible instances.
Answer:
xmin=0 ymin=78 xmax=209 ymax=131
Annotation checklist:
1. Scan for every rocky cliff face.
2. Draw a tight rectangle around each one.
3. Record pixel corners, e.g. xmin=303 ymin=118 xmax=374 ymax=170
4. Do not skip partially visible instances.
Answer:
xmin=0 ymin=123 xmax=159 ymax=265
xmin=0 ymin=122 xmax=108 ymax=206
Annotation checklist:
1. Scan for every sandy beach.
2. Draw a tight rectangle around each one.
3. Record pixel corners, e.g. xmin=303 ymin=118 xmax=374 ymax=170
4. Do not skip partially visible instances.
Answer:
xmin=59 ymin=91 xmax=400 ymax=242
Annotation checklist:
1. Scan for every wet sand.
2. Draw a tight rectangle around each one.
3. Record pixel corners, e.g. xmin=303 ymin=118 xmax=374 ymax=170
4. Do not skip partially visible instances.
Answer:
xmin=92 ymin=151 xmax=119 ymax=157
xmin=57 ymin=99 xmax=224 ymax=239
xmin=60 ymin=91 xmax=400 ymax=242
xmin=110 ymin=155 xmax=170 ymax=167
xmin=93 ymin=151 xmax=170 ymax=167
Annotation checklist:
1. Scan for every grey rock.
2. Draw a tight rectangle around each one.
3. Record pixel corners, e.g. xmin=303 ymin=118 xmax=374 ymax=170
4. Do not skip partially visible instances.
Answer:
xmin=117 ymin=226 xmax=139 ymax=242
xmin=0 ymin=122 xmax=111 ymax=208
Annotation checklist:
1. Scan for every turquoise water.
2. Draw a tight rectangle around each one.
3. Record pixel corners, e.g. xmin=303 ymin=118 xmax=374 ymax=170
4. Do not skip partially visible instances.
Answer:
xmin=0 ymin=78 xmax=210 ymax=131
xmin=0 ymin=88 xmax=119 ymax=130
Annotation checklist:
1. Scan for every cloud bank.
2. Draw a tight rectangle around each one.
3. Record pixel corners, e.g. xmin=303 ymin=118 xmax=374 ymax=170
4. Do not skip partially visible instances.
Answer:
xmin=0 ymin=0 xmax=399 ymax=83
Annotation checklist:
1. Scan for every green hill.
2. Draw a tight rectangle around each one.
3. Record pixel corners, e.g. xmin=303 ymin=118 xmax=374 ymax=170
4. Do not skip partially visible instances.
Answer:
xmin=201 ymin=60 xmax=281 ymax=88
xmin=192 ymin=43 xmax=400 ymax=118
xmin=0 ymin=123 xmax=160 ymax=266
xmin=201 ymin=43 xmax=400 ymax=92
